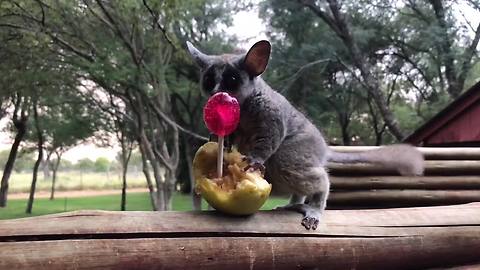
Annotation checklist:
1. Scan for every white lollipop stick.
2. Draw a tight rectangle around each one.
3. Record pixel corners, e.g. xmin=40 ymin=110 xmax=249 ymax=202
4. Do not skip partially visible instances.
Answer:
xmin=217 ymin=136 xmax=224 ymax=178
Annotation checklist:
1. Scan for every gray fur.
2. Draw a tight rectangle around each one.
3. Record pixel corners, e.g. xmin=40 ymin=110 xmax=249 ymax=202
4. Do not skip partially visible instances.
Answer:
xmin=327 ymin=144 xmax=424 ymax=176
xmin=187 ymin=40 xmax=424 ymax=230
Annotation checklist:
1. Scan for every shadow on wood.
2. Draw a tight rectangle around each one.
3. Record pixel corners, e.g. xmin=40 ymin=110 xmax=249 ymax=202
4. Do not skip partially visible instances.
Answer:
xmin=1 ymin=203 xmax=480 ymax=269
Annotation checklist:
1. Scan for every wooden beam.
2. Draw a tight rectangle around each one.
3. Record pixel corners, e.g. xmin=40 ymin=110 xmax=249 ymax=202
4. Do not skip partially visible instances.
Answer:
xmin=331 ymin=146 xmax=480 ymax=160
xmin=328 ymin=160 xmax=480 ymax=175
xmin=1 ymin=204 xmax=480 ymax=269
xmin=328 ymin=190 xmax=480 ymax=208
xmin=331 ymin=176 xmax=480 ymax=190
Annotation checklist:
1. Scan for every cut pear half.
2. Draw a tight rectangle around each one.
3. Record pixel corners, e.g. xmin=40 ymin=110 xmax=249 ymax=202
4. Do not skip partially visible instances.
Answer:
xmin=193 ymin=142 xmax=272 ymax=215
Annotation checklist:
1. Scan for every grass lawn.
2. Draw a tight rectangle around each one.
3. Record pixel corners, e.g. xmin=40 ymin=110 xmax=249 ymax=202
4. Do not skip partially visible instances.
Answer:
xmin=0 ymin=192 xmax=289 ymax=220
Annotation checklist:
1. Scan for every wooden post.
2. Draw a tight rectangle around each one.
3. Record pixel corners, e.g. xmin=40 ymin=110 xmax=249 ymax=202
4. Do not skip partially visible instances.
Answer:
xmin=1 ymin=204 xmax=480 ymax=269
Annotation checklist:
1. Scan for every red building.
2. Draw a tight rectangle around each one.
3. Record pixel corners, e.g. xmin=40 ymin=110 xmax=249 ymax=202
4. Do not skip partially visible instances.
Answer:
xmin=404 ymin=82 xmax=480 ymax=146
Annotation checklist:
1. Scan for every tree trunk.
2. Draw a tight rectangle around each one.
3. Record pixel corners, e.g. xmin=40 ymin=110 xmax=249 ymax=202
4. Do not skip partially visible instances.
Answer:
xmin=374 ymin=132 xmax=383 ymax=146
xmin=120 ymin=138 xmax=132 ymax=211
xmin=42 ymin=152 xmax=52 ymax=180
xmin=139 ymin=142 xmax=158 ymax=211
xmin=366 ymin=96 xmax=385 ymax=146
xmin=50 ymin=153 xmax=62 ymax=200
xmin=139 ymin=133 xmax=167 ymax=211
xmin=183 ymin=135 xmax=201 ymax=210
xmin=346 ymin=39 xmax=405 ymax=140
xmin=164 ymin=169 xmax=176 ymax=211
xmin=26 ymin=102 xmax=43 ymax=214
xmin=340 ymin=121 xmax=351 ymax=146
xmin=120 ymin=168 xmax=127 ymax=211
xmin=155 ymin=183 xmax=165 ymax=211
xmin=0 ymin=110 xmax=28 ymax=207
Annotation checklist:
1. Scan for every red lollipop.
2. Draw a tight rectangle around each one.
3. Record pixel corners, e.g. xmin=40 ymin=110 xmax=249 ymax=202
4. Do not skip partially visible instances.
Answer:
xmin=203 ymin=92 xmax=240 ymax=137
xmin=203 ymin=92 xmax=240 ymax=178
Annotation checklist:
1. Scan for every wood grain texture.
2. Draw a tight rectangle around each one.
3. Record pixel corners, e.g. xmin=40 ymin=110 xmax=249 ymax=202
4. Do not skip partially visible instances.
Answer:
xmin=1 ymin=204 xmax=480 ymax=269
xmin=331 ymin=176 xmax=480 ymax=190
xmin=331 ymin=146 xmax=480 ymax=160
xmin=329 ymin=190 xmax=480 ymax=207
xmin=328 ymin=160 xmax=480 ymax=176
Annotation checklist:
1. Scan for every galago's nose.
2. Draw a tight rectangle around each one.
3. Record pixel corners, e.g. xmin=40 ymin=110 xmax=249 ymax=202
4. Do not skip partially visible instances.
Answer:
xmin=210 ymin=83 xmax=221 ymax=95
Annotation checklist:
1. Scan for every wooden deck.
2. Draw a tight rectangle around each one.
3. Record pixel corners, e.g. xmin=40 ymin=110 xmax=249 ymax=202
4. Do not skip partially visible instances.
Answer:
xmin=1 ymin=203 xmax=480 ymax=269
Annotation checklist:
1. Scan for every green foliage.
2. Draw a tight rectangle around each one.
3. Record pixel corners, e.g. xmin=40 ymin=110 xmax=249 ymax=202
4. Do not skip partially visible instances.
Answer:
xmin=94 ymin=157 xmax=111 ymax=172
xmin=260 ymin=0 xmax=480 ymax=144
xmin=76 ymin=159 xmax=95 ymax=171
xmin=13 ymin=152 xmax=35 ymax=173
xmin=57 ymin=159 xmax=73 ymax=171
xmin=464 ymin=62 xmax=480 ymax=90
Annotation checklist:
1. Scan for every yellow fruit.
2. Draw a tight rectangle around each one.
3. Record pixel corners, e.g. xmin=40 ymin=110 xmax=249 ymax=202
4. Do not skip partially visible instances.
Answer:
xmin=193 ymin=142 xmax=272 ymax=215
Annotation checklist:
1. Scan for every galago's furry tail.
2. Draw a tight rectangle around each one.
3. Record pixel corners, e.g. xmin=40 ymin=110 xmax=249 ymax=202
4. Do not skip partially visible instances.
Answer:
xmin=327 ymin=144 xmax=424 ymax=176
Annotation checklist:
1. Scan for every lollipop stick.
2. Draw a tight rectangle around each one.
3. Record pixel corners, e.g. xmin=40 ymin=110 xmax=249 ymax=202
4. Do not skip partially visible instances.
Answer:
xmin=217 ymin=136 xmax=224 ymax=178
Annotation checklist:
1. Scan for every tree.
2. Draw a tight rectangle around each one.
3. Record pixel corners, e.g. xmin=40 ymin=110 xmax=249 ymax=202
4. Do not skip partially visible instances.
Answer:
xmin=0 ymin=17 xmax=50 ymax=206
xmin=94 ymin=157 xmax=110 ymax=172
xmin=260 ymin=0 xmax=480 ymax=143
xmin=114 ymin=119 xmax=134 ymax=211
xmin=0 ymin=94 xmax=29 ymax=206
xmin=44 ymin=107 xmax=97 ymax=200
xmin=382 ymin=0 xmax=480 ymax=111
xmin=26 ymin=99 xmax=43 ymax=214
xmin=292 ymin=0 xmax=406 ymax=139
xmin=12 ymin=152 xmax=35 ymax=173
xmin=114 ymin=139 xmax=133 ymax=211
xmin=0 ymin=32 xmax=31 ymax=206
xmin=76 ymin=158 xmax=95 ymax=172
xmin=0 ymin=0 xmax=245 ymax=210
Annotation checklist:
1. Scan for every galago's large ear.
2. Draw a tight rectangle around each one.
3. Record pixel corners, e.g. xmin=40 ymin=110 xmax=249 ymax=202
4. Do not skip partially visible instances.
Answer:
xmin=243 ymin=40 xmax=271 ymax=77
xmin=186 ymin=41 xmax=211 ymax=69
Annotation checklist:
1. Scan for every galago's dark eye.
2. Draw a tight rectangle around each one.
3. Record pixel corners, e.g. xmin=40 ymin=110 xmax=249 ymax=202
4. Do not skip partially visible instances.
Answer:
xmin=202 ymin=67 xmax=216 ymax=93
xmin=221 ymin=67 xmax=241 ymax=92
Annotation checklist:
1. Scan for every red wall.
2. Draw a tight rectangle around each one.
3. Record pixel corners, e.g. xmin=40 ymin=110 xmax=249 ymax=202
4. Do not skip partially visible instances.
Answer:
xmin=425 ymin=100 xmax=480 ymax=145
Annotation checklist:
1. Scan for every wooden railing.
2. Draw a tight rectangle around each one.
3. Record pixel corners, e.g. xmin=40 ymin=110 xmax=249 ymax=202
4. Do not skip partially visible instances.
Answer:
xmin=2 ymin=146 xmax=480 ymax=269
xmin=1 ymin=204 xmax=480 ymax=269
xmin=327 ymin=146 xmax=480 ymax=208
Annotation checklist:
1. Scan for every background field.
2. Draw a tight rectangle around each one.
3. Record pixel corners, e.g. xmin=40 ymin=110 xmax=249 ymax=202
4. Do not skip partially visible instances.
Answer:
xmin=0 ymin=171 xmax=289 ymax=220
xmin=7 ymin=171 xmax=147 ymax=193
xmin=1 ymin=192 xmax=289 ymax=220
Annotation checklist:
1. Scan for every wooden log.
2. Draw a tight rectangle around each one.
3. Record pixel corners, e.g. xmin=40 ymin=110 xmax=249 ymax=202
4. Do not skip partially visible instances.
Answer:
xmin=328 ymin=160 xmax=480 ymax=176
xmin=1 ymin=204 xmax=480 ymax=269
xmin=328 ymin=190 xmax=480 ymax=208
xmin=331 ymin=146 xmax=480 ymax=160
xmin=331 ymin=176 xmax=480 ymax=190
